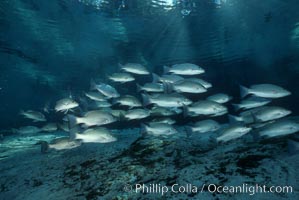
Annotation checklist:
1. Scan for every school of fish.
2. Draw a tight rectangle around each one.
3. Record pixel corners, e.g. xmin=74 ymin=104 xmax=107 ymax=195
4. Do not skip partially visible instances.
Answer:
xmin=9 ymin=62 xmax=299 ymax=153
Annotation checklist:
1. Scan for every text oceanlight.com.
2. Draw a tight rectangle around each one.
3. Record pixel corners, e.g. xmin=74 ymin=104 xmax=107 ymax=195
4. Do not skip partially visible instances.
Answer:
xmin=123 ymin=183 xmax=293 ymax=196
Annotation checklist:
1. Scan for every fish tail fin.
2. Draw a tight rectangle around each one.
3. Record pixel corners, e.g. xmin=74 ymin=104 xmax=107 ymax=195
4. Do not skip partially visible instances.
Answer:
xmin=152 ymin=73 xmax=160 ymax=83
xmin=90 ymin=79 xmax=97 ymax=91
xmin=183 ymin=105 xmax=189 ymax=118
xmin=111 ymin=98 xmax=119 ymax=105
xmin=232 ymin=104 xmax=241 ymax=111
xmin=167 ymin=82 xmax=174 ymax=93
xmin=249 ymin=111 xmax=259 ymax=123
xmin=141 ymin=93 xmax=151 ymax=106
xmin=163 ymin=66 xmax=170 ymax=74
xmin=119 ymin=112 xmax=126 ymax=121
xmin=37 ymin=141 xmax=49 ymax=153
xmin=118 ymin=63 xmax=124 ymax=70
xmin=19 ymin=110 xmax=25 ymax=115
xmin=107 ymin=75 xmax=112 ymax=81
xmin=162 ymin=82 xmax=167 ymax=93
xmin=288 ymin=139 xmax=299 ymax=155
xmin=228 ymin=114 xmax=243 ymax=124
xmin=240 ymin=85 xmax=250 ymax=98
xmin=136 ymin=83 xmax=142 ymax=92
xmin=140 ymin=123 xmax=148 ymax=135
xmin=215 ymin=136 xmax=222 ymax=144
xmin=162 ymin=82 xmax=173 ymax=93
xmin=69 ymin=127 xmax=79 ymax=140
xmin=185 ymin=126 xmax=193 ymax=137
xmin=67 ymin=114 xmax=78 ymax=130
xmin=208 ymin=136 xmax=219 ymax=148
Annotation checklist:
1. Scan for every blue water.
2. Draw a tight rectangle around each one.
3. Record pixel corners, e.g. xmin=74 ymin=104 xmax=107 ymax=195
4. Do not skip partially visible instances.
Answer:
xmin=0 ymin=0 xmax=299 ymax=199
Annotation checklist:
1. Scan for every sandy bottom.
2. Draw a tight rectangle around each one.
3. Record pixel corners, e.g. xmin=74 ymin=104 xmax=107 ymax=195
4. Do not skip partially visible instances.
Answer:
xmin=0 ymin=129 xmax=298 ymax=200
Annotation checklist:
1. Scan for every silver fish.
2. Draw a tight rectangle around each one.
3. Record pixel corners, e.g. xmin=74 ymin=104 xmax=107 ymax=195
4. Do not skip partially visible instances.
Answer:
xmin=41 ymin=123 xmax=57 ymax=132
xmin=123 ymin=109 xmax=150 ymax=120
xmin=142 ymin=93 xmax=192 ymax=108
xmin=184 ymin=100 xmax=227 ymax=117
xmin=232 ymin=96 xmax=271 ymax=111
xmin=114 ymin=95 xmax=142 ymax=108
xmin=216 ymin=125 xmax=252 ymax=142
xmin=186 ymin=78 xmax=212 ymax=89
xmin=228 ymin=107 xmax=265 ymax=124
xmin=108 ymin=72 xmax=135 ymax=83
xmin=258 ymin=120 xmax=299 ymax=138
xmin=150 ymin=106 xmax=182 ymax=116
xmin=38 ymin=137 xmax=82 ymax=153
xmin=85 ymin=92 xmax=107 ymax=101
xmin=55 ymin=98 xmax=79 ymax=113
xmin=136 ymin=83 xmax=164 ymax=93
xmin=240 ymin=84 xmax=291 ymax=98
xmin=68 ymin=110 xmax=116 ymax=127
xmin=93 ymin=100 xmax=112 ymax=108
xmin=119 ymin=63 xmax=150 ymax=75
xmin=90 ymin=80 xmax=120 ymax=98
xmin=207 ymin=93 xmax=232 ymax=104
xmin=152 ymin=73 xmax=184 ymax=83
xmin=71 ymin=127 xmax=117 ymax=143
xmin=141 ymin=123 xmax=177 ymax=136
xmin=186 ymin=119 xmax=220 ymax=135
xmin=164 ymin=63 xmax=205 ymax=75
xmin=150 ymin=118 xmax=176 ymax=125
xmin=252 ymin=106 xmax=291 ymax=122
xmin=20 ymin=110 xmax=46 ymax=122
xmin=166 ymin=80 xmax=207 ymax=94
xmin=229 ymin=106 xmax=291 ymax=124
xmin=13 ymin=126 xmax=41 ymax=134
